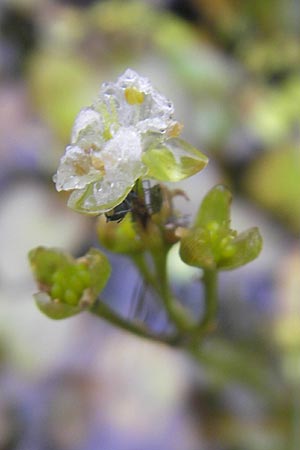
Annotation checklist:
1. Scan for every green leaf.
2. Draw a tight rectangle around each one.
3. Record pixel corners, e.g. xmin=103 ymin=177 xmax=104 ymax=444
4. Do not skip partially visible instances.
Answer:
xmin=218 ymin=227 xmax=263 ymax=270
xmin=34 ymin=292 xmax=84 ymax=320
xmin=195 ymin=185 xmax=232 ymax=228
xmin=142 ymin=138 xmax=208 ymax=182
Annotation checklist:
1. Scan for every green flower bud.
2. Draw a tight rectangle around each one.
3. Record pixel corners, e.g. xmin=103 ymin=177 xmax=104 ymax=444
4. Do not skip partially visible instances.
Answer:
xmin=28 ymin=247 xmax=70 ymax=287
xmin=28 ymin=247 xmax=111 ymax=319
xmin=97 ymin=215 xmax=144 ymax=254
xmin=179 ymin=185 xmax=263 ymax=270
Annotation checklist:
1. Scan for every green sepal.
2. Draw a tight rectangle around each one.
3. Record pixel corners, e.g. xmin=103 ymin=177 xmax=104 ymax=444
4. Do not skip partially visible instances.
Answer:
xmin=195 ymin=185 xmax=232 ymax=228
xmin=34 ymin=292 xmax=85 ymax=320
xmin=218 ymin=227 xmax=263 ymax=270
xmin=179 ymin=228 xmax=217 ymax=270
xmin=142 ymin=138 xmax=208 ymax=182
xmin=81 ymin=248 xmax=111 ymax=295
xmin=28 ymin=246 xmax=71 ymax=286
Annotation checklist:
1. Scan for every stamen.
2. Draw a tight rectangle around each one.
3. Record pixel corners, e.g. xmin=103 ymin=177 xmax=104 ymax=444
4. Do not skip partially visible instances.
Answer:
xmin=167 ymin=122 xmax=183 ymax=138
xmin=124 ymin=87 xmax=145 ymax=105
xmin=91 ymin=155 xmax=105 ymax=173
xmin=73 ymin=162 xmax=89 ymax=176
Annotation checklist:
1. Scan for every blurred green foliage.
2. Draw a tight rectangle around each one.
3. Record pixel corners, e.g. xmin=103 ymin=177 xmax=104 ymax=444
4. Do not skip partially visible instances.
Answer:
xmin=24 ymin=0 xmax=300 ymax=232
xmin=245 ymin=147 xmax=300 ymax=232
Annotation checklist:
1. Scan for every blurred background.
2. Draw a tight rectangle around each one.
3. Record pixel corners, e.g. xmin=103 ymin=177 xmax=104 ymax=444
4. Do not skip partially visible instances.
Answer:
xmin=0 ymin=0 xmax=300 ymax=449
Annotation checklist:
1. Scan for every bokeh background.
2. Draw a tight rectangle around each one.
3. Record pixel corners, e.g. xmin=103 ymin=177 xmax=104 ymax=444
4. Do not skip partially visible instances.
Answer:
xmin=0 ymin=0 xmax=300 ymax=449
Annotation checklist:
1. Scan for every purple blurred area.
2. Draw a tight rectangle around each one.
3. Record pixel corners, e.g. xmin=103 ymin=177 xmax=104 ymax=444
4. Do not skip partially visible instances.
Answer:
xmin=0 ymin=1 xmax=299 ymax=450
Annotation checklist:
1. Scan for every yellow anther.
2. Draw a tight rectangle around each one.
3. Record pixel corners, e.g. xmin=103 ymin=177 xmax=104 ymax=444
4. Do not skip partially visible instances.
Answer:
xmin=167 ymin=122 xmax=183 ymax=138
xmin=73 ymin=162 xmax=89 ymax=176
xmin=124 ymin=87 xmax=145 ymax=105
xmin=103 ymin=127 xmax=112 ymax=141
xmin=91 ymin=155 xmax=105 ymax=172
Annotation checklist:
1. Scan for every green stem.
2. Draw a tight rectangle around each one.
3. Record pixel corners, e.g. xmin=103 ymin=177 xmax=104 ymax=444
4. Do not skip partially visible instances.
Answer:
xmin=131 ymin=253 xmax=158 ymax=289
xmin=151 ymin=249 xmax=193 ymax=332
xmin=90 ymin=299 xmax=180 ymax=346
xmin=195 ymin=269 xmax=218 ymax=337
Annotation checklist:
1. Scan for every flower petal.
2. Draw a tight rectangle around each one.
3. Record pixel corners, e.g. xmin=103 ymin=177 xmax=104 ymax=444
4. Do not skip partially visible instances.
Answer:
xmin=68 ymin=180 xmax=134 ymax=215
xmin=99 ymin=69 xmax=174 ymax=134
xmin=101 ymin=127 xmax=144 ymax=172
xmin=71 ymin=107 xmax=104 ymax=145
xmin=67 ymin=128 xmax=147 ymax=214
xmin=54 ymin=145 xmax=104 ymax=191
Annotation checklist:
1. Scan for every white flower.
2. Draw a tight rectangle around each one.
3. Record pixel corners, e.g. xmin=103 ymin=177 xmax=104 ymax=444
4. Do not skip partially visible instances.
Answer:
xmin=54 ymin=69 xmax=208 ymax=215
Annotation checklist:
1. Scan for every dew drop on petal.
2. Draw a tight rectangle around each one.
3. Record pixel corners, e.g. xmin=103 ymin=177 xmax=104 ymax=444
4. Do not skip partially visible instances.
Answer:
xmin=55 ymin=145 xmax=103 ymax=191
xmin=71 ymin=107 xmax=104 ymax=144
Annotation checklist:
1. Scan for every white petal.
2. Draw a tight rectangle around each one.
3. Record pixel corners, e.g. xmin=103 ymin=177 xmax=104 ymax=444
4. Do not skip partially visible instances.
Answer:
xmin=98 ymin=69 xmax=175 ymax=134
xmin=54 ymin=145 xmax=103 ymax=191
xmin=66 ymin=128 xmax=147 ymax=213
xmin=71 ymin=107 xmax=104 ymax=145
xmin=68 ymin=180 xmax=134 ymax=214
xmin=101 ymin=127 xmax=143 ymax=172
xmin=116 ymin=68 xmax=153 ymax=94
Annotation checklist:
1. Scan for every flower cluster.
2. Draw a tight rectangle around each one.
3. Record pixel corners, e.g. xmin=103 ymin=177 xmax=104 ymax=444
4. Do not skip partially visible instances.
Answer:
xmin=54 ymin=69 xmax=208 ymax=215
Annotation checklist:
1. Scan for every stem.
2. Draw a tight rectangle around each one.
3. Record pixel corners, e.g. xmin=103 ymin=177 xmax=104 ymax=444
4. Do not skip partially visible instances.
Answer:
xmin=151 ymin=249 xmax=193 ymax=332
xmin=195 ymin=269 xmax=218 ymax=337
xmin=131 ymin=253 xmax=158 ymax=289
xmin=90 ymin=299 xmax=180 ymax=346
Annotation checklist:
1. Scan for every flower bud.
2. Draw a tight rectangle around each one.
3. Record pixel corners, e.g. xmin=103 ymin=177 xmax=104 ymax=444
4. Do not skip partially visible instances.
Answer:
xmin=179 ymin=185 xmax=263 ymax=270
xmin=28 ymin=247 xmax=111 ymax=319
xmin=97 ymin=215 xmax=144 ymax=254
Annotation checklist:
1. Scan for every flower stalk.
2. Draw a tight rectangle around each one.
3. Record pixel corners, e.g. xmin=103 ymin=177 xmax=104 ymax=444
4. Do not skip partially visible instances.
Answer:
xmin=195 ymin=268 xmax=218 ymax=338
xmin=91 ymin=299 xmax=181 ymax=346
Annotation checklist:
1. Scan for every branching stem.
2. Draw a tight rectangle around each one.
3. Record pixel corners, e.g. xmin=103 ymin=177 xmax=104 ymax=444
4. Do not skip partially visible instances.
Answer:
xmin=90 ymin=299 xmax=180 ymax=346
